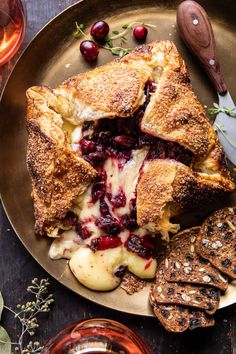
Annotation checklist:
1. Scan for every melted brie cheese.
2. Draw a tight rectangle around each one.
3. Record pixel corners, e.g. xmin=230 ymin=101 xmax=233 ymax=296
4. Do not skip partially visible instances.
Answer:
xmin=48 ymin=148 xmax=156 ymax=291
xmin=69 ymin=245 xmax=157 ymax=291
xmin=71 ymin=125 xmax=83 ymax=152
xmin=49 ymin=230 xmax=80 ymax=259
xmin=104 ymin=149 xmax=148 ymax=216
xmin=69 ymin=246 xmax=123 ymax=291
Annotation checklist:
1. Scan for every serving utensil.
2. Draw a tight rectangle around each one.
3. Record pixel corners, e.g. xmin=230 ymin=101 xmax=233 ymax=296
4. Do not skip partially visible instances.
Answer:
xmin=177 ymin=0 xmax=236 ymax=165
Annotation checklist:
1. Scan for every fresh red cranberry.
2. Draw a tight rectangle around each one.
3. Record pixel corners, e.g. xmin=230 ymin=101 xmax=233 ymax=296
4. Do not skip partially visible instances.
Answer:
xmin=95 ymin=215 xmax=121 ymax=235
xmin=91 ymin=235 xmax=122 ymax=251
xmin=80 ymin=40 xmax=99 ymax=61
xmin=91 ymin=180 xmax=106 ymax=203
xmin=99 ymin=199 xmax=110 ymax=216
xmin=90 ymin=20 xmax=110 ymax=41
xmin=114 ymin=135 xmax=136 ymax=149
xmin=80 ymin=138 xmax=96 ymax=154
xmin=107 ymin=189 xmax=126 ymax=208
xmin=133 ymin=26 xmax=148 ymax=41
xmin=125 ymin=234 xmax=155 ymax=259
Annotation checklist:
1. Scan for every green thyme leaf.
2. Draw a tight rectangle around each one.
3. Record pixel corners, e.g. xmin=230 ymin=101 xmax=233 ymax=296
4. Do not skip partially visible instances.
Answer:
xmin=107 ymin=38 xmax=113 ymax=48
xmin=0 ymin=326 xmax=11 ymax=354
xmin=0 ymin=292 xmax=4 ymax=320
xmin=112 ymin=30 xmax=119 ymax=35
xmin=214 ymin=123 xmax=236 ymax=148
xmin=122 ymin=24 xmax=129 ymax=29
xmin=73 ymin=22 xmax=86 ymax=38
xmin=208 ymin=103 xmax=236 ymax=117
xmin=111 ymin=48 xmax=120 ymax=56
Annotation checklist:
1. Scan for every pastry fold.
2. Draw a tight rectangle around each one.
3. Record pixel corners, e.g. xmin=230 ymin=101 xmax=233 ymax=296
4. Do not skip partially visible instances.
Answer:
xmin=26 ymin=40 xmax=235 ymax=237
xmin=26 ymin=87 xmax=97 ymax=235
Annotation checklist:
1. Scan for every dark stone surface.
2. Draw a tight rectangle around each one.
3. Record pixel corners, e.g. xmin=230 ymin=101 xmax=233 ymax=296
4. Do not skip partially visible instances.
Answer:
xmin=0 ymin=1 xmax=236 ymax=352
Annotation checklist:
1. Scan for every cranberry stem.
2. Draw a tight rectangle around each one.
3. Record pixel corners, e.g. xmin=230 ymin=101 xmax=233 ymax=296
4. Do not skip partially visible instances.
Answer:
xmin=109 ymin=22 xmax=156 ymax=40
xmin=73 ymin=22 xmax=88 ymax=38
xmin=99 ymin=44 xmax=132 ymax=57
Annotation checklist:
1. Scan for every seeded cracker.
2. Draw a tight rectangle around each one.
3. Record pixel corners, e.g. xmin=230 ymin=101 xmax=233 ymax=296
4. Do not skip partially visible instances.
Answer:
xmin=152 ymin=304 xmax=214 ymax=333
xmin=151 ymin=263 xmax=220 ymax=314
xmin=165 ymin=227 xmax=228 ymax=291
xmin=196 ymin=207 xmax=236 ymax=279
xmin=121 ymin=272 xmax=147 ymax=295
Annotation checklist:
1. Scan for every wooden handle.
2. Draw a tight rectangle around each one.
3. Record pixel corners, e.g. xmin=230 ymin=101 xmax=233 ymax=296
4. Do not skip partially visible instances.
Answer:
xmin=177 ymin=0 xmax=227 ymax=94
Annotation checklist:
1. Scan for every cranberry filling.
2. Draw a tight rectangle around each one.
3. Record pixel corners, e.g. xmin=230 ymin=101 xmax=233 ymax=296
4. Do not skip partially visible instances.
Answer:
xmin=114 ymin=135 xmax=136 ymax=149
xmin=74 ymin=80 xmax=193 ymax=252
xmin=91 ymin=177 xmax=106 ymax=203
xmin=119 ymin=198 xmax=137 ymax=231
xmin=75 ymin=222 xmax=92 ymax=239
xmin=99 ymin=198 xmax=110 ymax=216
xmin=91 ymin=235 xmax=122 ymax=251
xmin=114 ymin=265 xmax=127 ymax=278
xmin=107 ymin=188 xmax=126 ymax=208
xmin=125 ymin=234 xmax=155 ymax=259
xmin=95 ymin=215 xmax=122 ymax=235
xmin=61 ymin=211 xmax=78 ymax=227
xmin=80 ymin=80 xmax=192 ymax=169
xmin=146 ymin=137 xmax=193 ymax=166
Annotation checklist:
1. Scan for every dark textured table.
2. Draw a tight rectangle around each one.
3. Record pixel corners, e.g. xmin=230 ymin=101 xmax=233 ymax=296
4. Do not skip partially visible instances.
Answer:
xmin=0 ymin=1 xmax=236 ymax=353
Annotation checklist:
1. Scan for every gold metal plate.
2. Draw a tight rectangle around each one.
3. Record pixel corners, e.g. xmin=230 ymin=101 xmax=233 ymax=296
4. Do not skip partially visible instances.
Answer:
xmin=0 ymin=0 xmax=236 ymax=316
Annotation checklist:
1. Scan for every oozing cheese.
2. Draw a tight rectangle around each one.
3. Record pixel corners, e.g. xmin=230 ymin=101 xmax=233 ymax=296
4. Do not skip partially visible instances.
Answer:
xmin=49 ymin=229 xmax=80 ymax=259
xmin=48 ymin=146 xmax=157 ymax=291
xmin=69 ymin=245 xmax=157 ymax=291
xmin=104 ymin=148 xmax=148 ymax=216
xmin=71 ymin=125 xmax=83 ymax=152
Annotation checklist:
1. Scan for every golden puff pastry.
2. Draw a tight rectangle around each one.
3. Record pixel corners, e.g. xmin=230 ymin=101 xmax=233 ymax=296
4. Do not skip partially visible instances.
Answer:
xmin=26 ymin=87 xmax=97 ymax=235
xmin=26 ymin=40 xmax=235 ymax=238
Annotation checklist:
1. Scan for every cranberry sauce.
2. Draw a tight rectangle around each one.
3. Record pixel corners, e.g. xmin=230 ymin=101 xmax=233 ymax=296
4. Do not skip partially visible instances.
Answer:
xmin=90 ymin=235 xmax=122 ymax=251
xmin=124 ymin=234 xmax=155 ymax=259
xmin=73 ymin=80 xmax=192 ymax=254
xmin=79 ymin=80 xmax=192 ymax=169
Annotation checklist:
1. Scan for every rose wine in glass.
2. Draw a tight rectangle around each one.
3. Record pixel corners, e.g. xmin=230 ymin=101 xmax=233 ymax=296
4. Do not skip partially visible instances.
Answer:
xmin=42 ymin=319 xmax=152 ymax=354
xmin=0 ymin=0 xmax=26 ymax=66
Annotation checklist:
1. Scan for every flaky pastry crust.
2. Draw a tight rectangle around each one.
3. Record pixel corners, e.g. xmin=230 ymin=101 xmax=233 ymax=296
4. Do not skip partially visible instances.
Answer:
xmin=26 ymin=40 xmax=235 ymax=237
xmin=26 ymin=87 xmax=97 ymax=235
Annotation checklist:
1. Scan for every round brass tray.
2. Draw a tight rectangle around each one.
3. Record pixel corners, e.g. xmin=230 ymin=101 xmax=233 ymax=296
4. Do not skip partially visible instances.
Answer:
xmin=0 ymin=0 xmax=236 ymax=316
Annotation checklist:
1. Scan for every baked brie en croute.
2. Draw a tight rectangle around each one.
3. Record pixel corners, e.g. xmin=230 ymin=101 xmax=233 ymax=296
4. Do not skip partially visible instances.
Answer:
xmin=26 ymin=40 xmax=235 ymax=291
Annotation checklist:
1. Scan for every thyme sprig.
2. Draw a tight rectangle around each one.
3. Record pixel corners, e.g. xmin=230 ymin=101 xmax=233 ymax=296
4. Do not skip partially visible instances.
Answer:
xmin=73 ymin=21 xmax=156 ymax=58
xmin=208 ymin=102 xmax=236 ymax=117
xmin=109 ymin=21 xmax=156 ymax=40
xmin=214 ymin=123 xmax=236 ymax=149
xmin=73 ymin=22 xmax=87 ymax=38
xmin=100 ymin=44 xmax=132 ymax=57
xmin=0 ymin=278 xmax=54 ymax=354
